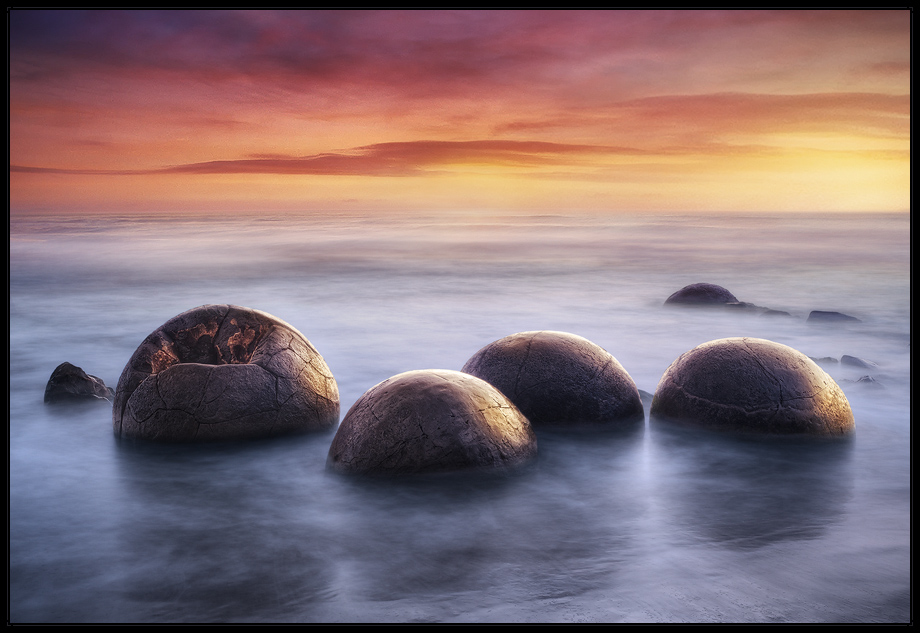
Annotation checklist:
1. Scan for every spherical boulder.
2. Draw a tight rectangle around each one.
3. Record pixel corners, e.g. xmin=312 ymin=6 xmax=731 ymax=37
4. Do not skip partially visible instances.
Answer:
xmin=664 ymin=283 xmax=738 ymax=306
xmin=461 ymin=331 xmax=644 ymax=430
xmin=650 ymin=337 xmax=854 ymax=436
xmin=326 ymin=369 xmax=537 ymax=476
xmin=113 ymin=304 xmax=339 ymax=442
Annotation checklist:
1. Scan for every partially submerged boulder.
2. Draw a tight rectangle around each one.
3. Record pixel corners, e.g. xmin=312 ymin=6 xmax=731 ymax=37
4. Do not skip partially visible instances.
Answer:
xmin=664 ymin=283 xmax=738 ymax=306
xmin=651 ymin=337 xmax=854 ymax=436
xmin=113 ymin=304 xmax=339 ymax=442
xmin=461 ymin=331 xmax=644 ymax=430
xmin=44 ymin=362 xmax=114 ymax=404
xmin=840 ymin=355 xmax=878 ymax=369
xmin=326 ymin=369 xmax=537 ymax=476
xmin=807 ymin=310 xmax=861 ymax=324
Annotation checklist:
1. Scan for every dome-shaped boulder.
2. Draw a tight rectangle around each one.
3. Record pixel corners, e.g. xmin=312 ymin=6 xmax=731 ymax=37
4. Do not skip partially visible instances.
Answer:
xmin=461 ymin=331 xmax=644 ymax=430
xmin=326 ymin=369 xmax=537 ymax=476
xmin=113 ymin=304 xmax=339 ymax=442
xmin=651 ymin=337 xmax=854 ymax=436
xmin=664 ymin=283 xmax=738 ymax=306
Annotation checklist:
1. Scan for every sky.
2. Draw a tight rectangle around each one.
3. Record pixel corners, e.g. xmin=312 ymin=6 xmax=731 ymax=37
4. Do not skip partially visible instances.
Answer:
xmin=8 ymin=9 xmax=911 ymax=216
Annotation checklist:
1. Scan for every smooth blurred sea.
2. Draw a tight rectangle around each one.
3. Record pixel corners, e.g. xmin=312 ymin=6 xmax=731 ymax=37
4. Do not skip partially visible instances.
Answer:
xmin=9 ymin=211 xmax=910 ymax=623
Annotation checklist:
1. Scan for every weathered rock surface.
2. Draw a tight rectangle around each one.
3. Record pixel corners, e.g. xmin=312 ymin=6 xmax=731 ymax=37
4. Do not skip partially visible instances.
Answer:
xmin=113 ymin=304 xmax=339 ymax=442
xmin=808 ymin=310 xmax=861 ymax=323
xmin=664 ymin=283 xmax=739 ymax=306
xmin=651 ymin=337 xmax=854 ymax=436
xmin=326 ymin=369 xmax=537 ymax=476
xmin=44 ymin=362 xmax=114 ymax=404
xmin=461 ymin=331 xmax=644 ymax=430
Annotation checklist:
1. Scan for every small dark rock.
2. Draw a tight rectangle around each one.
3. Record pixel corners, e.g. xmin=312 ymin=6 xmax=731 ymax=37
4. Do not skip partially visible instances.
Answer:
xmin=44 ymin=362 xmax=114 ymax=404
xmin=664 ymin=283 xmax=738 ymax=306
xmin=724 ymin=301 xmax=760 ymax=311
xmin=840 ymin=355 xmax=878 ymax=369
xmin=852 ymin=375 xmax=884 ymax=388
xmin=807 ymin=310 xmax=861 ymax=323
xmin=760 ymin=309 xmax=793 ymax=318
xmin=809 ymin=356 xmax=839 ymax=365
xmin=638 ymin=389 xmax=654 ymax=411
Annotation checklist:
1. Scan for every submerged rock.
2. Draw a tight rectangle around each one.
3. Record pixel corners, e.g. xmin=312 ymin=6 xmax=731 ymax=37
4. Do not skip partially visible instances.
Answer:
xmin=844 ymin=375 xmax=884 ymax=389
xmin=461 ymin=330 xmax=644 ymax=430
xmin=638 ymin=389 xmax=654 ymax=411
xmin=44 ymin=362 xmax=114 ymax=404
xmin=651 ymin=337 xmax=854 ymax=436
xmin=664 ymin=283 xmax=738 ymax=306
xmin=807 ymin=310 xmax=861 ymax=323
xmin=326 ymin=369 xmax=537 ymax=476
xmin=840 ymin=355 xmax=878 ymax=369
xmin=113 ymin=304 xmax=339 ymax=442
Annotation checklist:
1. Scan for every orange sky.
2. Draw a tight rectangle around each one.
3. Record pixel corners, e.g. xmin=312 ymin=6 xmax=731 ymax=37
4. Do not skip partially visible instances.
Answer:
xmin=8 ymin=9 xmax=911 ymax=216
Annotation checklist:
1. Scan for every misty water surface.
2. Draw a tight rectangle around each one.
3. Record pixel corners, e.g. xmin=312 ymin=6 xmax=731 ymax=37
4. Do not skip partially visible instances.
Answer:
xmin=9 ymin=211 xmax=910 ymax=623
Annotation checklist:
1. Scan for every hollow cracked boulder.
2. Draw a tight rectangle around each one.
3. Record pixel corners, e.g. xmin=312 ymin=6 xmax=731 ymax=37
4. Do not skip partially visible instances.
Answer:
xmin=650 ymin=337 xmax=854 ymax=436
xmin=461 ymin=331 xmax=644 ymax=430
xmin=326 ymin=369 xmax=537 ymax=476
xmin=113 ymin=304 xmax=339 ymax=442
xmin=664 ymin=283 xmax=738 ymax=306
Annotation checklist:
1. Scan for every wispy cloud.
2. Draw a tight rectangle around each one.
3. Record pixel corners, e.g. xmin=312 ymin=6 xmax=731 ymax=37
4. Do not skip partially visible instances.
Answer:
xmin=11 ymin=140 xmax=655 ymax=177
xmin=9 ymin=9 xmax=910 ymax=213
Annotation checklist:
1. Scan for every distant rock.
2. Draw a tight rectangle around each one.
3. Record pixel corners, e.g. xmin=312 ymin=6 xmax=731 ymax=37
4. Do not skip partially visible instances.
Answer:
xmin=724 ymin=301 xmax=764 ymax=312
xmin=840 ymin=355 xmax=878 ymax=369
xmin=848 ymin=375 xmax=884 ymax=389
xmin=651 ymin=337 xmax=854 ymax=436
xmin=638 ymin=389 xmax=654 ymax=411
xmin=809 ymin=356 xmax=839 ymax=366
xmin=760 ymin=308 xmax=793 ymax=318
xmin=44 ymin=362 xmax=114 ymax=404
xmin=807 ymin=310 xmax=861 ymax=324
xmin=664 ymin=283 xmax=738 ymax=306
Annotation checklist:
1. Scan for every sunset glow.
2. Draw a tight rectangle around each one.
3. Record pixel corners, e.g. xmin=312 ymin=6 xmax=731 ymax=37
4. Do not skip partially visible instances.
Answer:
xmin=8 ymin=9 xmax=910 ymax=216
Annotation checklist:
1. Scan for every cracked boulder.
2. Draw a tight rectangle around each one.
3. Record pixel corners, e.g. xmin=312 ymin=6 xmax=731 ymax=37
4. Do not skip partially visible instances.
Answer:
xmin=650 ymin=337 xmax=854 ymax=436
xmin=326 ymin=369 xmax=537 ymax=476
xmin=461 ymin=331 xmax=644 ymax=430
xmin=113 ymin=304 xmax=339 ymax=442
xmin=664 ymin=283 xmax=739 ymax=306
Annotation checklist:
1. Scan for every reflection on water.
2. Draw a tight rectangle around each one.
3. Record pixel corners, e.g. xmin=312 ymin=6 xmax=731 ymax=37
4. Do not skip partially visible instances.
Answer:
xmin=9 ymin=212 xmax=909 ymax=623
xmin=649 ymin=425 xmax=854 ymax=550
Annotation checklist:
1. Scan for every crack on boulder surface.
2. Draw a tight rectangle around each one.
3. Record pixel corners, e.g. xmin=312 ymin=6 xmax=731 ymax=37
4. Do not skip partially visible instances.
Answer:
xmin=513 ymin=333 xmax=536 ymax=395
xmin=742 ymin=339 xmax=788 ymax=406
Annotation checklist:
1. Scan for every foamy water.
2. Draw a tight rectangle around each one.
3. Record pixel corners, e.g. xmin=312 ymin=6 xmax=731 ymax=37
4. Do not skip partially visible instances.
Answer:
xmin=9 ymin=211 xmax=910 ymax=622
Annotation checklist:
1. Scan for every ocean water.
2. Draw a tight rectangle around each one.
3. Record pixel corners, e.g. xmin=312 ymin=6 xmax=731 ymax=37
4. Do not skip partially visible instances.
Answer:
xmin=9 ymin=211 xmax=910 ymax=623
